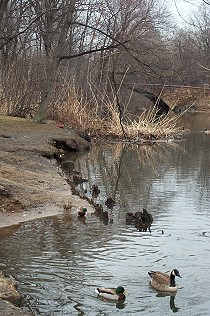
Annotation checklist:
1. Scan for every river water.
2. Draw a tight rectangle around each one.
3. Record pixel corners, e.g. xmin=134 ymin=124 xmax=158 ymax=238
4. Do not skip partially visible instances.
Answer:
xmin=0 ymin=114 xmax=210 ymax=315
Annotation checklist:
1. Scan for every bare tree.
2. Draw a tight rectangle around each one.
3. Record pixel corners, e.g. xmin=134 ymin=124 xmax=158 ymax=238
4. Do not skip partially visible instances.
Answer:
xmin=32 ymin=0 xmax=130 ymax=122
xmin=0 ymin=0 xmax=9 ymax=23
xmin=32 ymin=0 xmax=76 ymax=122
xmin=0 ymin=0 xmax=182 ymax=121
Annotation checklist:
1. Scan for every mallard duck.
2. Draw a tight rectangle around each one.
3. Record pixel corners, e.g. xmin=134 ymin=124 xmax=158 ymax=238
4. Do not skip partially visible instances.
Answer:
xmin=148 ymin=269 xmax=182 ymax=292
xmin=77 ymin=207 xmax=87 ymax=217
xmin=95 ymin=286 xmax=126 ymax=301
xmin=105 ymin=197 xmax=115 ymax=208
xmin=92 ymin=185 xmax=100 ymax=198
xmin=141 ymin=208 xmax=153 ymax=223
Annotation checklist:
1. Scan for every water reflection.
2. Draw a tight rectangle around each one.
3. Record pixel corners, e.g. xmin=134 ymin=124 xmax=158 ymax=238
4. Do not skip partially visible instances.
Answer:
xmin=0 ymin=115 xmax=210 ymax=315
xmin=156 ymin=293 xmax=180 ymax=313
xmin=96 ymin=295 xmax=126 ymax=310
xmin=72 ymin=140 xmax=188 ymax=229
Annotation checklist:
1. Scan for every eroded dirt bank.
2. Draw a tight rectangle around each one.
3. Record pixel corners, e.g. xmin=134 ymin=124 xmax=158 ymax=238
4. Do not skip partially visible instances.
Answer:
xmin=0 ymin=115 xmax=95 ymax=315
xmin=0 ymin=116 xmax=95 ymax=227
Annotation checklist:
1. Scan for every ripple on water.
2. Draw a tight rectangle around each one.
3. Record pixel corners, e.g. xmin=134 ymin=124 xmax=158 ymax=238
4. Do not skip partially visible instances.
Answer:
xmin=1 ymin=130 xmax=210 ymax=314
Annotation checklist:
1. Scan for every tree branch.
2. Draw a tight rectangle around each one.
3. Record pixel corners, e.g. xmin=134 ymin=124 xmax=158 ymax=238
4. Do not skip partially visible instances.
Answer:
xmin=72 ymin=21 xmax=159 ymax=75
xmin=73 ymin=21 xmax=125 ymax=47
xmin=202 ymin=0 xmax=210 ymax=4
xmin=59 ymin=41 xmax=129 ymax=60
xmin=0 ymin=8 xmax=57 ymax=50
xmin=198 ymin=63 xmax=210 ymax=71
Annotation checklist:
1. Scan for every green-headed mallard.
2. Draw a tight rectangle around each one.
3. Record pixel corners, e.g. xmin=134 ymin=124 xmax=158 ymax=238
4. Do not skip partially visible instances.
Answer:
xmin=148 ymin=269 xmax=182 ymax=292
xmin=95 ymin=286 xmax=126 ymax=301
xmin=77 ymin=207 xmax=87 ymax=217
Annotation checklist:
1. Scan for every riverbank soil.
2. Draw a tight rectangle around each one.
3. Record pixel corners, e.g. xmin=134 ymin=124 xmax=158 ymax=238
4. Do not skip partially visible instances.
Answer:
xmin=0 ymin=272 xmax=34 ymax=316
xmin=0 ymin=115 xmax=94 ymax=228
xmin=0 ymin=299 xmax=33 ymax=316
xmin=0 ymin=115 xmax=95 ymax=315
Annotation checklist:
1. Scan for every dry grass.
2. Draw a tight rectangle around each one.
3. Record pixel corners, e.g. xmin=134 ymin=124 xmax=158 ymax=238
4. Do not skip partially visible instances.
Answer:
xmin=124 ymin=109 xmax=182 ymax=139
xmin=48 ymin=76 xmax=184 ymax=141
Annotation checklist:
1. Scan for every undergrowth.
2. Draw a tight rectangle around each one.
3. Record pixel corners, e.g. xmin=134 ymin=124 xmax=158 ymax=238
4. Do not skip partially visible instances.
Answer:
xmin=50 ymin=79 xmax=182 ymax=141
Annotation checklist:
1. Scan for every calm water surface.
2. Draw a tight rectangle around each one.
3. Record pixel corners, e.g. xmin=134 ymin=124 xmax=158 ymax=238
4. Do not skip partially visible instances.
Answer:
xmin=0 ymin=114 xmax=210 ymax=315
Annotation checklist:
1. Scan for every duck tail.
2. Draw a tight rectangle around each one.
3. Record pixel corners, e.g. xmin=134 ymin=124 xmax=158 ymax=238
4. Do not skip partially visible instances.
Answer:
xmin=95 ymin=288 xmax=100 ymax=295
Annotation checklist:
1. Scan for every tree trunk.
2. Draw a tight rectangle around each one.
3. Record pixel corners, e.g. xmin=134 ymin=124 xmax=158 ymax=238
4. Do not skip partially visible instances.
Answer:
xmin=0 ymin=0 xmax=8 ymax=24
xmin=34 ymin=0 xmax=76 ymax=123
xmin=34 ymin=56 xmax=61 ymax=122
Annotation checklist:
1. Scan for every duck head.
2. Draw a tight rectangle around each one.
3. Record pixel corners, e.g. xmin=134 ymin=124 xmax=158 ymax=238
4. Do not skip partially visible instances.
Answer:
xmin=116 ymin=286 xmax=126 ymax=300
xmin=78 ymin=207 xmax=87 ymax=216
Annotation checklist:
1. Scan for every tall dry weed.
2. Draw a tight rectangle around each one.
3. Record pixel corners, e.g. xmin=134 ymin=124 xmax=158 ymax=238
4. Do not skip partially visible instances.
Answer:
xmin=50 ymin=77 xmax=182 ymax=140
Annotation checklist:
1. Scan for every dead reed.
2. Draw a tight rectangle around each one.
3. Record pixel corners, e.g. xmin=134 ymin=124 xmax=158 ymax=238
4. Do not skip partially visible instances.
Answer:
xmin=50 ymin=79 xmax=182 ymax=141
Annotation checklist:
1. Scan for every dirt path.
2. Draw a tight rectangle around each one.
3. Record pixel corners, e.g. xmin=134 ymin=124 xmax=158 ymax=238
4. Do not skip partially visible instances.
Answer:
xmin=0 ymin=115 xmax=94 ymax=228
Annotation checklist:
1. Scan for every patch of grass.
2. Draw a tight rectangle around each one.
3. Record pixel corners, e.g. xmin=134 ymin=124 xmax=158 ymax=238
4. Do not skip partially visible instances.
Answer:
xmin=50 ymin=80 xmax=181 ymax=141
xmin=0 ymin=77 xmax=182 ymax=141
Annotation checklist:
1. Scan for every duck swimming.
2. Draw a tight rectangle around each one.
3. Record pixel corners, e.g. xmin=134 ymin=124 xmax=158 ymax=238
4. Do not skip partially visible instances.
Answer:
xmin=105 ymin=197 xmax=115 ymax=208
xmin=91 ymin=185 xmax=100 ymax=198
xmin=95 ymin=286 xmax=126 ymax=301
xmin=148 ymin=269 xmax=182 ymax=292
xmin=77 ymin=207 xmax=87 ymax=217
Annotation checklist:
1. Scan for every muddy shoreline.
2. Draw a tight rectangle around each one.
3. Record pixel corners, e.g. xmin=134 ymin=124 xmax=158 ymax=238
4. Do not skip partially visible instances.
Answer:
xmin=0 ymin=116 xmax=96 ymax=228
xmin=0 ymin=116 xmax=96 ymax=315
